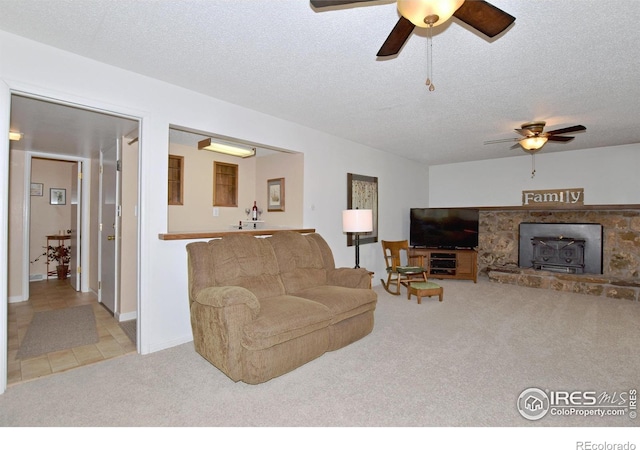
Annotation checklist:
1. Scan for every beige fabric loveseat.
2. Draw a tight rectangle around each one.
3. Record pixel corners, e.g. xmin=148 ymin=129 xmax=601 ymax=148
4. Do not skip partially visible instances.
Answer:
xmin=186 ymin=231 xmax=377 ymax=384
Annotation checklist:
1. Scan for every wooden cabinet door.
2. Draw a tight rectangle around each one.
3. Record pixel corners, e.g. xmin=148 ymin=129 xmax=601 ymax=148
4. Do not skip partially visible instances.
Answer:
xmin=456 ymin=252 xmax=473 ymax=275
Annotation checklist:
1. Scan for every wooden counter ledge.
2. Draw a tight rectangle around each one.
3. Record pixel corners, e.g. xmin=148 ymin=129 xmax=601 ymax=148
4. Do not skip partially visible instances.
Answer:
xmin=158 ymin=228 xmax=316 ymax=240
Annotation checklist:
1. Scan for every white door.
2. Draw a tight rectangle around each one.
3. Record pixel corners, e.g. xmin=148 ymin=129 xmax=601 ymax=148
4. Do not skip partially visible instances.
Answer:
xmin=99 ymin=144 xmax=120 ymax=314
xmin=69 ymin=162 xmax=82 ymax=291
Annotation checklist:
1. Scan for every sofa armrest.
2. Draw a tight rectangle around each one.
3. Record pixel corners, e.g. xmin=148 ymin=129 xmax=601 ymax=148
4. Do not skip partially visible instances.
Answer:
xmin=327 ymin=267 xmax=371 ymax=289
xmin=194 ymin=286 xmax=260 ymax=318
xmin=190 ymin=286 xmax=261 ymax=381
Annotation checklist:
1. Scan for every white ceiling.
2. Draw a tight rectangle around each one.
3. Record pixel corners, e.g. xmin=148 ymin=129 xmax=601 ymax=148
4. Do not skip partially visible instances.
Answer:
xmin=3 ymin=0 xmax=640 ymax=164
xmin=9 ymin=94 xmax=139 ymax=158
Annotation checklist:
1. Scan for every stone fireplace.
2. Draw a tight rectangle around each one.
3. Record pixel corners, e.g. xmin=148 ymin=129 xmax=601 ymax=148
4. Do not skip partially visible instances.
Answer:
xmin=477 ymin=209 xmax=640 ymax=301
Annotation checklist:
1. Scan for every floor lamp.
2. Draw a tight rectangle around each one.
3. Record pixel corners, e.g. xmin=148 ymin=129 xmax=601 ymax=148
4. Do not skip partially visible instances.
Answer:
xmin=342 ymin=209 xmax=373 ymax=268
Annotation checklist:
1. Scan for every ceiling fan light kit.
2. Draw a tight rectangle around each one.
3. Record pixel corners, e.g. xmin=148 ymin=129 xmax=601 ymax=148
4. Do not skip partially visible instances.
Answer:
xmin=397 ymin=0 xmax=464 ymax=27
xmin=519 ymin=136 xmax=548 ymax=152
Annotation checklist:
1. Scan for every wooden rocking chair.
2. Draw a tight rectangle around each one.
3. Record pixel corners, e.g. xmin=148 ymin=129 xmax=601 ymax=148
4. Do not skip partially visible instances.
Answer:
xmin=380 ymin=240 xmax=428 ymax=295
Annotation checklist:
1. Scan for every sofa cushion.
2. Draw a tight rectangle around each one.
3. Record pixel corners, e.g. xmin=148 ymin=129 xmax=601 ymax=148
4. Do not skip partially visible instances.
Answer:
xmin=306 ymin=233 xmax=337 ymax=271
xmin=242 ymin=295 xmax=332 ymax=351
xmin=208 ymin=234 xmax=285 ymax=300
xmin=294 ymin=285 xmax=377 ymax=324
xmin=268 ymin=232 xmax=327 ymax=293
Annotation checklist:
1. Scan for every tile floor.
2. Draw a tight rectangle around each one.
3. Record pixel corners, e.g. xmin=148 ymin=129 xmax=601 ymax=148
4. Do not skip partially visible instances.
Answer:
xmin=7 ymin=279 xmax=136 ymax=386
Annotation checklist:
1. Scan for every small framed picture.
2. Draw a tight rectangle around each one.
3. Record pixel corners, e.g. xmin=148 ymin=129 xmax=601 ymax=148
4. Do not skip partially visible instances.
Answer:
xmin=30 ymin=183 xmax=44 ymax=196
xmin=267 ymin=178 xmax=285 ymax=212
xmin=50 ymin=188 xmax=66 ymax=205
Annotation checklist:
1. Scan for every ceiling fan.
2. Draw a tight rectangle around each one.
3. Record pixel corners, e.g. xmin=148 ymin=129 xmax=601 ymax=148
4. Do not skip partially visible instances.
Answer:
xmin=484 ymin=121 xmax=587 ymax=153
xmin=310 ymin=0 xmax=515 ymax=57
xmin=484 ymin=121 xmax=587 ymax=178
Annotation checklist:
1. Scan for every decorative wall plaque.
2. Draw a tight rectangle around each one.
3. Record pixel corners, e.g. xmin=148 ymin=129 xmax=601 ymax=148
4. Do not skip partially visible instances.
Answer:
xmin=522 ymin=188 xmax=584 ymax=207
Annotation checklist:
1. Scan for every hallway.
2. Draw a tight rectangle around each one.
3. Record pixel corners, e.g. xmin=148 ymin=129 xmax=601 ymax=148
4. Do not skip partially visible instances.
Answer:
xmin=7 ymin=280 xmax=136 ymax=386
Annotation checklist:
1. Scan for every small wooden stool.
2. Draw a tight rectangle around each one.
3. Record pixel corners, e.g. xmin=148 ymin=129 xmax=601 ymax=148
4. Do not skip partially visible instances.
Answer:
xmin=406 ymin=281 xmax=443 ymax=304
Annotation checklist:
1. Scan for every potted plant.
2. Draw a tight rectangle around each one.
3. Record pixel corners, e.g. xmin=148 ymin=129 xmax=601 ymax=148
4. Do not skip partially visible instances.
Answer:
xmin=32 ymin=243 xmax=71 ymax=280
xmin=47 ymin=244 xmax=71 ymax=279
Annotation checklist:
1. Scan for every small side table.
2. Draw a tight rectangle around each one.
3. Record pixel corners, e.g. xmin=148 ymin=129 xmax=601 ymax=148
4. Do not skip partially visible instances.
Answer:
xmin=45 ymin=234 xmax=70 ymax=280
xmin=406 ymin=281 xmax=443 ymax=304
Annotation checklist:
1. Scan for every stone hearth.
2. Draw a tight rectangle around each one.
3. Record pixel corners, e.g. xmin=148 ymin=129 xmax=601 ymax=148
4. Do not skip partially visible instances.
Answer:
xmin=478 ymin=209 xmax=640 ymax=301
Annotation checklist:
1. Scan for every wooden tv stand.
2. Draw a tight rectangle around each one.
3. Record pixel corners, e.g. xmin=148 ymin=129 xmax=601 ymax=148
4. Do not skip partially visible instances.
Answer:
xmin=410 ymin=248 xmax=478 ymax=283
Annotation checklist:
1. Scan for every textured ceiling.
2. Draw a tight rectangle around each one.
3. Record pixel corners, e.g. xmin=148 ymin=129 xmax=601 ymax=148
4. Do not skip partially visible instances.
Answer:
xmin=3 ymin=0 xmax=640 ymax=164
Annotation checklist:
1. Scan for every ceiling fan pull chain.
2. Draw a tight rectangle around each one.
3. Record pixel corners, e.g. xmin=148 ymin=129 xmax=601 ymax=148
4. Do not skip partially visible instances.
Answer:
xmin=426 ymin=23 xmax=435 ymax=91
xmin=531 ymin=154 xmax=536 ymax=178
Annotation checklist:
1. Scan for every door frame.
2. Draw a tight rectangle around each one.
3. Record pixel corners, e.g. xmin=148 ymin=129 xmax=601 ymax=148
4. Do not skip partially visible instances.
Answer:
xmin=1 ymin=83 xmax=143 ymax=395
xmin=1 ymin=81 xmax=11 ymax=395
xmin=98 ymin=143 xmax=120 ymax=314
xmin=22 ymin=152 xmax=91 ymax=297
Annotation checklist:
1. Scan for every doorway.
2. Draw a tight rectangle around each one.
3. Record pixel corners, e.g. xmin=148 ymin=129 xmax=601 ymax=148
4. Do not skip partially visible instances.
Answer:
xmin=5 ymin=93 xmax=141 ymax=392
xmin=27 ymin=156 xmax=84 ymax=290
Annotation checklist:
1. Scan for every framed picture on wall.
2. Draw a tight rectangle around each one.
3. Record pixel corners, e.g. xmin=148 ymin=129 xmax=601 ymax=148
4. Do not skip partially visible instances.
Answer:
xmin=267 ymin=178 xmax=285 ymax=211
xmin=50 ymin=188 xmax=66 ymax=205
xmin=30 ymin=183 xmax=44 ymax=196
xmin=347 ymin=173 xmax=378 ymax=247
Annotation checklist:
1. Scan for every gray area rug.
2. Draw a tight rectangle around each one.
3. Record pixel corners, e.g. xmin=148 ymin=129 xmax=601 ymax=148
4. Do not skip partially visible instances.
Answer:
xmin=118 ymin=319 xmax=136 ymax=345
xmin=17 ymin=304 xmax=98 ymax=359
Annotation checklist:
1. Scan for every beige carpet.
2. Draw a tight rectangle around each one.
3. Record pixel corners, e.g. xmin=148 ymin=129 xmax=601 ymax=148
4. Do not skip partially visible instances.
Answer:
xmin=2 ymin=278 xmax=639 ymax=430
xmin=16 ymin=304 xmax=98 ymax=359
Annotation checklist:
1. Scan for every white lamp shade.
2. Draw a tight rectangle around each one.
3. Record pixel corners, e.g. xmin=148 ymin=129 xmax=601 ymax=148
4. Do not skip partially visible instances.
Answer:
xmin=342 ymin=209 xmax=373 ymax=233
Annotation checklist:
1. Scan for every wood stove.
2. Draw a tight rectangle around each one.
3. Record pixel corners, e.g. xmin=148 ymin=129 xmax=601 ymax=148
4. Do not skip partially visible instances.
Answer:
xmin=531 ymin=236 xmax=586 ymax=273
xmin=519 ymin=223 xmax=603 ymax=274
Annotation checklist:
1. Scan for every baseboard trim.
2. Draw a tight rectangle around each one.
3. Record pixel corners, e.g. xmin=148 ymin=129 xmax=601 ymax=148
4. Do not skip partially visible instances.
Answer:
xmin=117 ymin=311 xmax=137 ymax=322
xmin=147 ymin=335 xmax=193 ymax=355
xmin=8 ymin=295 xmax=26 ymax=304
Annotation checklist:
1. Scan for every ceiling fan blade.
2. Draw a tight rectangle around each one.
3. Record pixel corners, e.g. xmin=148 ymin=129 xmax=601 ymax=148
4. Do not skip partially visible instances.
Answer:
xmin=546 ymin=125 xmax=587 ymax=135
xmin=310 ymin=0 xmax=378 ymax=8
xmin=547 ymin=135 xmax=575 ymax=142
xmin=377 ymin=16 xmax=415 ymax=57
xmin=453 ymin=1 xmax=515 ymax=38
xmin=484 ymin=137 xmax=521 ymax=145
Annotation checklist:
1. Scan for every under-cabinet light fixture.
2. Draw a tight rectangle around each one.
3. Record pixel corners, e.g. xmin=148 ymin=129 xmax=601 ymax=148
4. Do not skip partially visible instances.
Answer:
xmin=197 ymin=138 xmax=256 ymax=158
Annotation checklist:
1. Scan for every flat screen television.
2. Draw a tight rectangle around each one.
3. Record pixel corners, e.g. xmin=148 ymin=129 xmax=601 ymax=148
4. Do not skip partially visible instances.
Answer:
xmin=410 ymin=208 xmax=479 ymax=249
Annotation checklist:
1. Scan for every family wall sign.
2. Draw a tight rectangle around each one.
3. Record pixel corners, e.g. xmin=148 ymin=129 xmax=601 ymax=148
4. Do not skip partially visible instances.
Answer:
xmin=522 ymin=188 xmax=584 ymax=207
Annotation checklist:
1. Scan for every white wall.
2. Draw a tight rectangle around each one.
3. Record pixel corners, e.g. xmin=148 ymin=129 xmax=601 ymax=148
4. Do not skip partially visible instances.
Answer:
xmin=429 ymin=144 xmax=640 ymax=207
xmin=0 ymin=31 xmax=429 ymax=360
